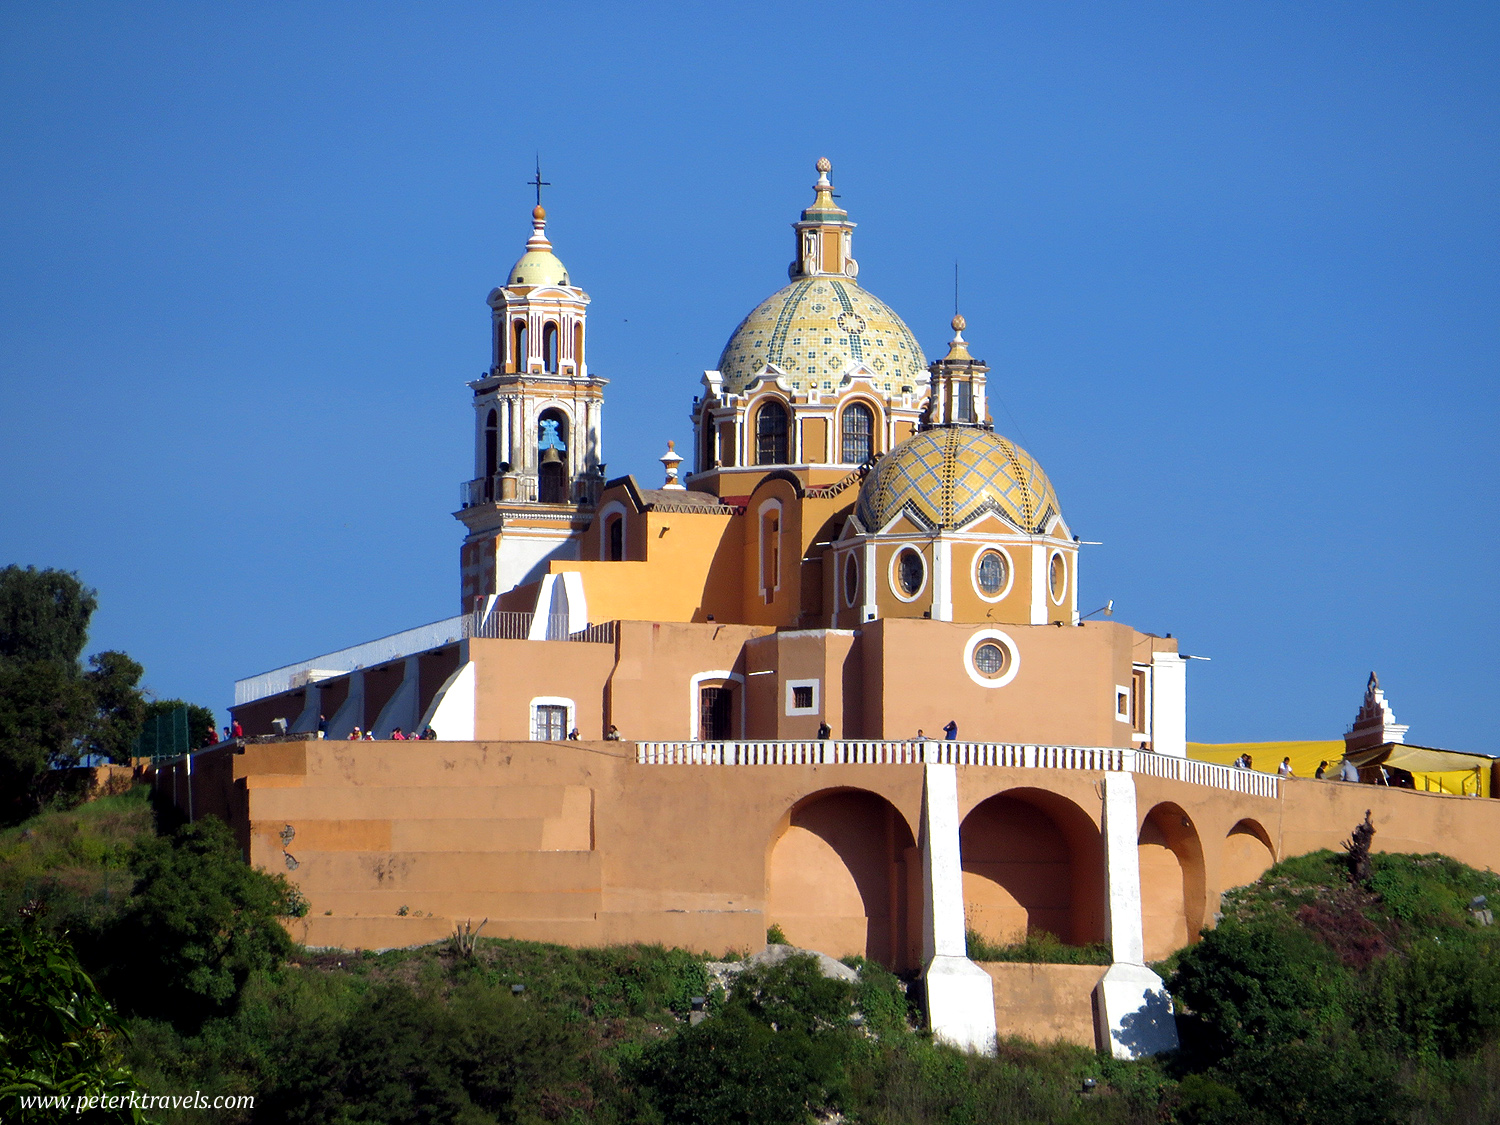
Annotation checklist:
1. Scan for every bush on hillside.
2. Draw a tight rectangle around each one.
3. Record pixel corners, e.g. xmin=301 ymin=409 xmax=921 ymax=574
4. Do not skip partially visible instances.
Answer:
xmin=105 ymin=816 xmax=304 ymax=1027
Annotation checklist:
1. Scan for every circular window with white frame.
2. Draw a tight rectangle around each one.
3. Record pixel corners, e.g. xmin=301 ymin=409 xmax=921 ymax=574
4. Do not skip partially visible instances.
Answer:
xmin=963 ymin=629 xmax=1020 ymax=688
xmin=889 ymin=545 xmax=926 ymax=601
xmin=1048 ymin=550 xmax=1068 ymax=606
xmin=843 ymin=552 xmax=860 ymax=607
xmin=972 ymin=547 xmax=1013 ymax=602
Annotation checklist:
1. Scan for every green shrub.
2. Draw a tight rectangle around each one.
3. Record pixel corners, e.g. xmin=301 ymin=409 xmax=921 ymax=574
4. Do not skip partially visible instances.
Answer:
xmin=105 ymin=816 xmax=301 ymax=1027
xmin=766 ymin=922 xmax=787 ymax=944
xmin=1169 ymin=920 xmax=1352 ymax=1064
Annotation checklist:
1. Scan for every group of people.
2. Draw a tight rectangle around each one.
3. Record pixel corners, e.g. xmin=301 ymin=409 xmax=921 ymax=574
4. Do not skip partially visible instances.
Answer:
xmin=1234 ymin=752 xmax=1361 ymax=782
xmin=344 ymin=726 xmax=437 ymax=741
xmin=912 ymin=721 xmax=961 ymax=741
xmin=562 ymin=725 xmax=623 ymax=741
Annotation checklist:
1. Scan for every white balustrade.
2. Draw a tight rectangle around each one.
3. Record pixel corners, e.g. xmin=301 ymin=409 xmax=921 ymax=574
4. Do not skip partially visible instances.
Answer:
xmin=632 ymin=739 xmax=1283 ymax=799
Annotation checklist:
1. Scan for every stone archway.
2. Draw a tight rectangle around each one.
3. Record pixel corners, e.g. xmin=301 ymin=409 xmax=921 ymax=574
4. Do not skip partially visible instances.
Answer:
xmin=1221 ymin=818 xmax=1276 ymax=892
xmin=960 ymin=789 xmax=1106 ymax=948
xmin=766 ymin=788 xmax=915 ymax=969
xmin=1138 ymin=803 xmax=1207 ymax=960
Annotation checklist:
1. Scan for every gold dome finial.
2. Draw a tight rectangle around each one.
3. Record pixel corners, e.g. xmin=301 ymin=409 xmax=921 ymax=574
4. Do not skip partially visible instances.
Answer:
xmin=816 ymin=156 xmax=831 ymax=175
xmin=532 ymin=204 xmax=546 ymax=224
xmin=942 ymin=313 xmax=972 ymax=362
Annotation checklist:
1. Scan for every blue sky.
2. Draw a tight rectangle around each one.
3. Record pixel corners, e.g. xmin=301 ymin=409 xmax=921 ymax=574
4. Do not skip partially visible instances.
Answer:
xmin=1 ymin=3 xmax=1495 ymax=746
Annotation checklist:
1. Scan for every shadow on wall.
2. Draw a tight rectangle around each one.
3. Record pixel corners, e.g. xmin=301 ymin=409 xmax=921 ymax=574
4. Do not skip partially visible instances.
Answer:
xmin=766 ymin=787 xmax=916 ymax=970
xmin=960 ymin=789 xmax=1106 ymax=948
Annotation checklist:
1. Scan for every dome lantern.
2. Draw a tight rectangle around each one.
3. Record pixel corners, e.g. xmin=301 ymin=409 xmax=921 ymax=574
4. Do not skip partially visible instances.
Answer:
xmin=790 ymin=157 xmax=858 ymax=281
xmin=923 ymin=313 xmax=989 ymax=429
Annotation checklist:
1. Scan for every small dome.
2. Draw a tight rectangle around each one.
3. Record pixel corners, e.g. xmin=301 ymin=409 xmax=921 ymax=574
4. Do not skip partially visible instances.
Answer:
xmin=717 ymin=278 xmax=926 ymax=395
xmin=508 ymin=247 xmax=569 ymax=287
xmin=507 ymin=206 xmax=570 ymax=287
xmin=855 ymin=426 xmax=1061 ymax=534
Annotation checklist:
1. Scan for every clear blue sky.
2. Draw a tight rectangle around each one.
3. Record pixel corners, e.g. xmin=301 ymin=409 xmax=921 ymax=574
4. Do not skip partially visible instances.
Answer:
xmin=1 ymin=3 xmax=1496 ymax=747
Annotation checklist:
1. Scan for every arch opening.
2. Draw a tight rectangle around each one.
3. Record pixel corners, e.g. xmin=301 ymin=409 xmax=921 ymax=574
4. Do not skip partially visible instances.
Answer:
xmin=766 ymin=788 xmax=916 ymax=970
xmin=512 ymin=321 xmax=527 ymax=372
xmin=1221 ymin=818 xmax=1276 ymax=894
xmin=960 ymin=789 xmax=1105 ymax=948
xmin=1138 ymin=802 xmax=1207 ymax=960
xmin=542 ymin=321 xmax=560 ymax=373
xmin=537 ymin=408 xmax=569 ymax=503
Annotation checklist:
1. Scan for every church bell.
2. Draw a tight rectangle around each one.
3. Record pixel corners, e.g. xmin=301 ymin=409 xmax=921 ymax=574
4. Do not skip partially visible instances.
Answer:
xmin=539 ymin=445 xmax=563 ymax=466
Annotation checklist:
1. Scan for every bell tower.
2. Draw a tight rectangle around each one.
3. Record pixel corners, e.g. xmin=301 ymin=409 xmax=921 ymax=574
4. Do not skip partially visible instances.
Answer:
xmin=457 ymin=193 xmax=607 ymax=611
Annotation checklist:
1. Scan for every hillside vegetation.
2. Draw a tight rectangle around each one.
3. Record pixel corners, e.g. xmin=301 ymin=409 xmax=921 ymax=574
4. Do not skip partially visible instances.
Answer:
xmin=5 ymin=792 xmax=1500 ymax=1124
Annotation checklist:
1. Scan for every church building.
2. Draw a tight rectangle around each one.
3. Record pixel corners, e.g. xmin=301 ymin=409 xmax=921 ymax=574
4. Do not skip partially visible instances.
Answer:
xmin=188 ymin=162 xmax=1500 ymax=1059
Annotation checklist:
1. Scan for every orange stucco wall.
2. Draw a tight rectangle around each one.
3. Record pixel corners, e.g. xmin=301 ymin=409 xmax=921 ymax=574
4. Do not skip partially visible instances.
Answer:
xmin=152 ymin=739 xmax=1500 ymax=967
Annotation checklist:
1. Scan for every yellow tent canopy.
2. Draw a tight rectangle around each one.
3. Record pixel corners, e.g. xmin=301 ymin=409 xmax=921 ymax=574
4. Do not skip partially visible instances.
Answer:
xmin=1187 ymin=741 xmax=1341 ymax=780
xmin=1188 ymin=740 xmax=1495 ymax=798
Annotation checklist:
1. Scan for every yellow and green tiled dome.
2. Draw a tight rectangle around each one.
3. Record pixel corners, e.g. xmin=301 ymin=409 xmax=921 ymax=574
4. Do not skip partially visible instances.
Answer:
xmin=717 ymin=278 xmax=927 ymax=395
xmin=855 ymin=426 xmax=1061 ymax=534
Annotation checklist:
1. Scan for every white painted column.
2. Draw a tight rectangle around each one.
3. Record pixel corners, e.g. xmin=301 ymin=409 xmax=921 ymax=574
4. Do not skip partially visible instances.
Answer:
xmin=372 ymin=656 xmax=422 ymax=738
xmin=421 ymin=659 xmax=476 ymax=741
xmin=1093 ymin=771 xmax=1179 ymax=1058
xmin=931 ymin=537 xmax=953 ymax=622
xmin=1150 ymin=653 xmax=1187 ymax=758
xmin=920 ymin=760 xmax=998 ymax=1054
xmin=325 ymin=671 xmax=365 ymax=740
xmin=1030 ymin=543 xmax=1047 ymax=624
xmin=861 ymin=540 xmax=878 ymax=623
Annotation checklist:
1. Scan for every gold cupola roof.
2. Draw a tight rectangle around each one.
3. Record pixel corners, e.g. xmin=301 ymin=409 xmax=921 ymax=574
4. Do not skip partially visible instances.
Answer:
xmin=855 ymin=426 xmax=1061 ymax=534
xmin=507 ymin=205 xmax=570 ymax=288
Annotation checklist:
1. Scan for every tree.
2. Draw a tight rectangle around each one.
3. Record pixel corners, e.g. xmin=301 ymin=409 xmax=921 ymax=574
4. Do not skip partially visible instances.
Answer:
xmin=0 ymin=565 xmax=96 ymax=668
xmin=107 ymin=817 xmax=304 ymax=1027
xmin=83 ymin=652 xmax=146 ymax=765
xmin=0 ymin=660 xmax=95 ymax=821
xmin=0 ymin=907 xmax=147 ymax=1124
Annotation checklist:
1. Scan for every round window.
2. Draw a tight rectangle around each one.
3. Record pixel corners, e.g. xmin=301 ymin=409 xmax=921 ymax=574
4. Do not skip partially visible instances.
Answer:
xmin=896 ymin=548 xmax=924 ymax=597
xmin=843 ymin=553 xmax=860 ymax=607
xmin=976 ymin=550 xmax=1008 ymax=596
xmin=1049 ymin=552 xmax=1066 ymax=603
xmin=973 ymin=642 xmax=1009 ymax=677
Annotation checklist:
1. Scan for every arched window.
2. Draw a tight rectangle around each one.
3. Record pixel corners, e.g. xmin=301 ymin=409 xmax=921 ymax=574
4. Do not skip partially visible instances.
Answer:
xmin=841 ymin=402 xmax=874 ymax=464
xmin=542 ymin=322 xmax=559 ymax=373
xmin=607 ymin=515 xmax=624 ymax=561
xmin=537 ymin=409 xmax=569 ymax=504
xmin=484 ymin=409 xmax=498 ymax=494
xmin=512 ymin=321 xmax=527 ymax=372
xmin=755 ymin=400 xmax=789 ymax=465
xmin=573 ymin=322 xmax=584 ymax=372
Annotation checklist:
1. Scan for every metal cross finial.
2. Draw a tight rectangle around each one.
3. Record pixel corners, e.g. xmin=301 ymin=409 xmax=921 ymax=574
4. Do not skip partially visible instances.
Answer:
xmin=529 ymin=156 xmax=551 ymax=208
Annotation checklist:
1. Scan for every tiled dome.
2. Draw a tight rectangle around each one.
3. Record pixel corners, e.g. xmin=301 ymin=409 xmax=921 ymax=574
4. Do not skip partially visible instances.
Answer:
xmin=855 ymin=426 xmax=1061 ymax=534
xmin=716 ymin=278 xmax=927 ymax=395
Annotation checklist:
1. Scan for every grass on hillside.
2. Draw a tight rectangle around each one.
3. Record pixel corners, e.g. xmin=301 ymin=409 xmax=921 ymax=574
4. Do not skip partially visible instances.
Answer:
xmin=0 ymin=783 xmax=152 ymax=927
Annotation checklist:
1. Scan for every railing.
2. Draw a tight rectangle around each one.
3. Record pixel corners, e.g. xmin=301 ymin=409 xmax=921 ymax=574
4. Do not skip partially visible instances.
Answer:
xmin=634 ymin=740 xmax=1282 ymax=798
xmin=1129 ymin=749 xmax=1282 ymax=798
xmin=464 ymin=610 xmax=616 ymax=644
xmin=235 ymin=617 xmax=466 ymax=705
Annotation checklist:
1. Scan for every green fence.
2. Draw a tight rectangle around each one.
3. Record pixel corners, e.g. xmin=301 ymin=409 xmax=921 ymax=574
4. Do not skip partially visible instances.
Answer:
xmin=134 ymin=705 xmax=191 ymax=760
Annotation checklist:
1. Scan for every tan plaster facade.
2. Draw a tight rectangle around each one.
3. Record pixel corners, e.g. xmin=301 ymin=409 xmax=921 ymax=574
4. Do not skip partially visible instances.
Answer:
xmin=156 ymin=737 xmax=1500 ymax=967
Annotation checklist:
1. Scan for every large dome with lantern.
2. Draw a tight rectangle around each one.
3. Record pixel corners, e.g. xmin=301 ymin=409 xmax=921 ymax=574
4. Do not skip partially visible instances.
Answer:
xmin=716 ymin=278 xmax=927 ymax=395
